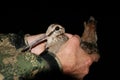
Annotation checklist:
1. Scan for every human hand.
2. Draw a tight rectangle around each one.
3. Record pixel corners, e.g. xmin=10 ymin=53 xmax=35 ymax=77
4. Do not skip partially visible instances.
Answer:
xmin=56 ymin=34 xmax=93 ymax=79
xmin=25 ymin=33 xmax=99 ymax=79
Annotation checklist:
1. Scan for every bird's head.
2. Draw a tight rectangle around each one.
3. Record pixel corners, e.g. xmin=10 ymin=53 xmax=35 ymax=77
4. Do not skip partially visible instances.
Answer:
xmin=46 ymin=24 xmax=65 ymax=37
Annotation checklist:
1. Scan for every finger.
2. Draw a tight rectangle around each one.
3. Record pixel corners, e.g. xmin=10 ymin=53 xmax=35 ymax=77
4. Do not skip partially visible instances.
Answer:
xmin=60 ymin=34 xmax=81 ymax=51
xmin=70 ymin=35 xmax=81 ymax=45
xmin=89 ymin=53 xmax=100 ymax=62
xmin=65 ymin=33 xmax=81 ymax=41
xmin=65 ymin=33 xmax=73 ymax=39
xmin=74 ymin=34 xmax=81 ymax=41
xmin=31 ymin=42 xmax=46 ymax=55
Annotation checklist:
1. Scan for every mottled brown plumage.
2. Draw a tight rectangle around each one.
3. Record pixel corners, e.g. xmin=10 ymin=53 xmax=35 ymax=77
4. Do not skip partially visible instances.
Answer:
xmin=81 ymin=16 xmax=99 ymax=54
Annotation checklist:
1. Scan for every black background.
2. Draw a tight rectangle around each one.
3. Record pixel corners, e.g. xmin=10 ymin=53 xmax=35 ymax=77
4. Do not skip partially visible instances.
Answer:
xmin=0 ymin=8 xmax=119 ymax=80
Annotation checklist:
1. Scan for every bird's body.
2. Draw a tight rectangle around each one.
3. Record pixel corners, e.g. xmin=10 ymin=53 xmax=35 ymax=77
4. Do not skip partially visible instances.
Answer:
xmin=22 ymin=17 xmax=99 ymax=57
xmin=45 ymin=17 xmax=99 ymax=55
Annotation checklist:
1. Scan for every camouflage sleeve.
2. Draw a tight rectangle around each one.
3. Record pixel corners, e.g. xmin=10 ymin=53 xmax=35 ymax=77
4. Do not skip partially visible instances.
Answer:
xmin=0 ymin=33 xmax=62 ymax=80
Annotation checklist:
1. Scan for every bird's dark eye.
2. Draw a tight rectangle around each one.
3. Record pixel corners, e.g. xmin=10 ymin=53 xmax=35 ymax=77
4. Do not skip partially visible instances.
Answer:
xmin=55 ymin=26 xmax=60 ymax=31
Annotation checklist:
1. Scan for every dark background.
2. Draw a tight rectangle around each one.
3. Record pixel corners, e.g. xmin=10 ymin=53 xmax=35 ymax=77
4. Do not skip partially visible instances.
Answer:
xmin=0 ymin=8 xmax=119 ymax=80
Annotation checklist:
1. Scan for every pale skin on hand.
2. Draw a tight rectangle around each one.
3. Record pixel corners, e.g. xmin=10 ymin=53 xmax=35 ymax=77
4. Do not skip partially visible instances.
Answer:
xmin=26 ymin=33 xmax=99 ymax=79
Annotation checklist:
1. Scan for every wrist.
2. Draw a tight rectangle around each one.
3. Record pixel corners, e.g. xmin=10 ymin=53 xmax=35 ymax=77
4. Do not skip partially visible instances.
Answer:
xmin=40 ymin=50 xmax=63 ymax=73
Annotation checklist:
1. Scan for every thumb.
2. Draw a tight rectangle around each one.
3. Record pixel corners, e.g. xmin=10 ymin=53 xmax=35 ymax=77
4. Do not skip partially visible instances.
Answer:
xmin=58 ymin=34 xmax=81 ymax=53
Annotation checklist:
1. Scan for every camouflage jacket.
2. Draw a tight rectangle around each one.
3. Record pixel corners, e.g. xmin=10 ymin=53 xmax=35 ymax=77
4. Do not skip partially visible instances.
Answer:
xmin=0 ymin=33 xmax=61 ymax=80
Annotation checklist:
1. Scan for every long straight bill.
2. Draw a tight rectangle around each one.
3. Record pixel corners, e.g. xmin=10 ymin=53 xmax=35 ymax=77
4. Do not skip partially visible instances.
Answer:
xmin=21 ymin=34 xmax=47 ymax=52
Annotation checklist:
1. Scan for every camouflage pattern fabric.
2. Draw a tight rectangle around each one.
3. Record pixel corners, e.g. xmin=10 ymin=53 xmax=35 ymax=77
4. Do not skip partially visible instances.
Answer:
xmin=0 ymin=34 xmax=50 ymax=80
